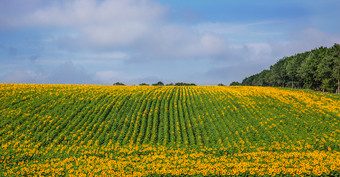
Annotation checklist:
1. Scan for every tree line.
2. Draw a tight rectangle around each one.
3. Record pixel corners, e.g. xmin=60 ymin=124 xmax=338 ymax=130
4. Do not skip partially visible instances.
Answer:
xmin=241 ymin=44 xmax=340 ymax=93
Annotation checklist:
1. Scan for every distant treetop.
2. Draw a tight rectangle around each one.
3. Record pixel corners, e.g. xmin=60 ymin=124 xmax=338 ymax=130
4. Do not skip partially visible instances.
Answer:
xmin=113 ymin=82 xmax=125 ymax=86
xmin=152 ymin=81 xmax=164 ymax=86
xmin=175 ymin=82 xmax=196 ymax=86
xmin=229 ymin=82 xmax=241 ymax=86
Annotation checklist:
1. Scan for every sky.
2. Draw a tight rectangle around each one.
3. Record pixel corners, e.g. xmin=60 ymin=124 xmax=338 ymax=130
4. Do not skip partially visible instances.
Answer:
xmin=1 ymin=0 xmax=340 ymax=85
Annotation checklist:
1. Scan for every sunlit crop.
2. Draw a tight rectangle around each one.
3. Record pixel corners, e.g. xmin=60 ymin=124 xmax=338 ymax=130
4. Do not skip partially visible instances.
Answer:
xmin=0 ymin=84 xmax=339 ymax=176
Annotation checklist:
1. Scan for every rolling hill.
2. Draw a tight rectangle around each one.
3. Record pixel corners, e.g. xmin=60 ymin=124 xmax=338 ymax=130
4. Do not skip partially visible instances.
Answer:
xmin=0 ymin=84 xmax=339 ymax=176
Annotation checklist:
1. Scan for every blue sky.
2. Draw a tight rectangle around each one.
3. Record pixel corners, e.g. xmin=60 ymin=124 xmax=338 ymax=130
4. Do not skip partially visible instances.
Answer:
xmin=1 ymin=0 xmax=340 ymax=85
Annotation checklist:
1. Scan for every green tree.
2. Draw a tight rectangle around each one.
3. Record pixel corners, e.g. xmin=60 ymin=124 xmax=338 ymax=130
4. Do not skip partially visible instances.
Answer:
xmin=113 ymin=82 xmax=125 ymax=85
xmin=229 ymin=82 xmax=241 ymax=86
xmin=297 ymin=51 xmax=321 ymax=90
xmin=152 ymin=81 xmax=164 ymax=86
xmin=317 ymin=55 xmax=335 ymax=92
xmin=332 ymin=44 xmax=340 ymax=93
xmin=268 ymin=59 xmax=287 ymax=87
xmin=286 ymin=57 xmax=298 ymax=88
xmin=242 ymin=44 xmax=340 ymax=93
xmin=174 ymin=82 xmax=196 ymax=86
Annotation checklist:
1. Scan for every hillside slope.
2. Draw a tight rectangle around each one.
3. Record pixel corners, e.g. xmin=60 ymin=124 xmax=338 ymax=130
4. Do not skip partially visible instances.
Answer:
xmin=0 ymin=84 xmax=339 ymax=176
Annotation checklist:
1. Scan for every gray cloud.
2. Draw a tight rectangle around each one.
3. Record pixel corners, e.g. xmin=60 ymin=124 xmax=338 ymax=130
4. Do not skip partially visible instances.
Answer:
xmin=28 ymin=54 xmax=40 ymax=62
xmin=1 ymin=61 xmax=100 ymax=84
xmin=46 ymin=61 xmax=96 ymax=84
xmin=203 ymin=61 xmax=269 ymax=85
xmin=127 ymin=76 xmax=168 ymax=85
xmin=1 ymin=0 xmax=340 ymax=86
xmin=0 ymin=45 xmax=18 ymax=57
xmin=135 ymin=26 xmax=229 ymax=60
xmin=1 ymin=0 xmax=233 ymax=60
xmin=1 ymin=70 xmax=45 ymax=84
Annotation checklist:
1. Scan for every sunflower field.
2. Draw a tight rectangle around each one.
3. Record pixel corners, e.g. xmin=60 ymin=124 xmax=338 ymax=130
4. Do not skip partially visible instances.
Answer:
xmin=0 ymin=84 xmax=339 ymax=176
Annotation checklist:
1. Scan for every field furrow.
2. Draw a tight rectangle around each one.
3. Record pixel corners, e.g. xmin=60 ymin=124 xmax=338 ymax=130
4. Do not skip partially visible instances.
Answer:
xmin=0 ymin=84 xmax=339 ymax=176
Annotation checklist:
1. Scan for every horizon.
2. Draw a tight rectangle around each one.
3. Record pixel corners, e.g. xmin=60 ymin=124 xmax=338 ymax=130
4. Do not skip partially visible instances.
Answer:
xmin=1 ymin=0 xmax=340 ymax=85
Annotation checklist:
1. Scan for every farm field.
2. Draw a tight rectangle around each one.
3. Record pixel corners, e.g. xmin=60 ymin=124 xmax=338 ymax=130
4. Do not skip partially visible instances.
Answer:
xmin=0 ymin=84 xmax=340 ymax=176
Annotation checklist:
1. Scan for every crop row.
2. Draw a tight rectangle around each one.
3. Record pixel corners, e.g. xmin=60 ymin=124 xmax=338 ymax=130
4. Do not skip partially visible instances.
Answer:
xmin=0 ymin=84 xmax=339 ymax=152
xmin=0 ymin=84 xmax=339 ymax=176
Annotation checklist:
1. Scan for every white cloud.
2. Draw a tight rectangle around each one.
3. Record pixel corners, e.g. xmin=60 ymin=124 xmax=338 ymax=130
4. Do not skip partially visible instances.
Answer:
xmin=135 ymin=24 xmax=230 ymax=60
xmin=13 ymin=0 xmax=166 ymax=27
xmin=1 ymin=0 xmax=340 ymax=86
xmin=244 ymin=43 xmax=273 ymax=62
xmin=194 ymin=21 xmax=285 ymax=43
xmin=195 ymin=21 xmax=273 ymax=35
xmin=0 ymin=0 xmax=279 ymax=62
xmin=1 ymin=0 xmax=236 ymax=60
xmin=1 ymin=0 xmax=167 ymax=48
xmin=36 ymin=0 xmax=166 ymax=49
